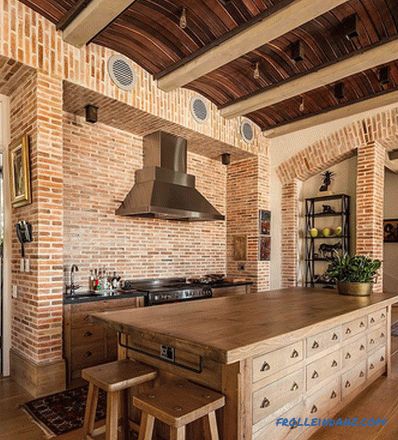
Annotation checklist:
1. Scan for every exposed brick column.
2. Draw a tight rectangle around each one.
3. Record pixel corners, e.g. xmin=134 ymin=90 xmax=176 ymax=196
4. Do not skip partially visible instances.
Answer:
xmin=10 ymin=71 xmax=64 ymax=367
xmin=281 ymin=180 xmax=299 ymax=288
xmin=227 ymin=140 xmax=270 ymax=292
xmin=356 ymin=141 xmax=385 ymax=292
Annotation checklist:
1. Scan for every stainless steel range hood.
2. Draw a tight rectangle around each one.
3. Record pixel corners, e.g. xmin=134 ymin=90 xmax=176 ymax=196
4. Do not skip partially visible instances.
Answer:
xmin=116 ymin=131 xmax=225 ymax=221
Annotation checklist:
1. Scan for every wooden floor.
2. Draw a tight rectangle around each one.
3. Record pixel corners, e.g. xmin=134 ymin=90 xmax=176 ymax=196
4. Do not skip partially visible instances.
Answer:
xmin=1 ymin=315 xmax=398 ymax=440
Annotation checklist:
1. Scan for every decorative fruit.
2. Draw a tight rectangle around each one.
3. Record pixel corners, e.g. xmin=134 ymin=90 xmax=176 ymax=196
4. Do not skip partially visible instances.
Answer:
xmin=310 ymin=228 xmax=319 ymax=238
xmin=322 ymin=227 xmax=332 ymax=237
xmin=335 ymin=226 xmax=343 ymax=237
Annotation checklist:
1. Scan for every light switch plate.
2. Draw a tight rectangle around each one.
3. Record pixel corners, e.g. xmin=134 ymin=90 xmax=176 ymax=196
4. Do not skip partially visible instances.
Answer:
xmin=20 ymin=258 xmax=24 ymax=272
xmin=12 ymin=285 xmax=17 ymax=299
xmin=24 ymin=258 xmax=30 ymax=272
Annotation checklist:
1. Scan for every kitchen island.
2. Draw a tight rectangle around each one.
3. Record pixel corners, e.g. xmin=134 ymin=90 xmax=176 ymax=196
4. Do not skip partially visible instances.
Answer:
xmin=92 ymin=288 xmax=398 ymax=439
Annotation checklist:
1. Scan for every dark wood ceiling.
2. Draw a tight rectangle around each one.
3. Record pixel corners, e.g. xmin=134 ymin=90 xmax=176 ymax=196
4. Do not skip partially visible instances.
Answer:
xmin=20 ymin=0 xmax=398 ymax=132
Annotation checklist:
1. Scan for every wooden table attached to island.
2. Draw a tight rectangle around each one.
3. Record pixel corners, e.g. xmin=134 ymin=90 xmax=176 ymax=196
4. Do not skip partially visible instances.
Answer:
xmin=92 ymin=288 xmax=398 ymax=440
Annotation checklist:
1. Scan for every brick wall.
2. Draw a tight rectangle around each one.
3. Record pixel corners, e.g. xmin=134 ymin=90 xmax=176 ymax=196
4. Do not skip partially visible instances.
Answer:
xmin=277 ymin=113 xmax=395 ymax=291
xmin=63 ymin=113 xmax=227 ymax=288
xmin=227 ymin=143 xmax=270 ymax=291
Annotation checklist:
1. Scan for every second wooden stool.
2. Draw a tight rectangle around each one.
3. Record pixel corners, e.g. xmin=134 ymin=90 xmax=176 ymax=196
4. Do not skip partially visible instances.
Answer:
xmin=82 ymin=359 xmax=157 ymax=440
xmin=133 ymin=380 xmax=225 ymax=440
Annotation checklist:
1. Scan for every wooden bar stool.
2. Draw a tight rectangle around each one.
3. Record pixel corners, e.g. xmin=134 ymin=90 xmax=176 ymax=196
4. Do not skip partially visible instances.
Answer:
xmin=133 ymin=380 xmax=225 ymax=440
xmin=82 ymin=359 xmax=157 ymax=440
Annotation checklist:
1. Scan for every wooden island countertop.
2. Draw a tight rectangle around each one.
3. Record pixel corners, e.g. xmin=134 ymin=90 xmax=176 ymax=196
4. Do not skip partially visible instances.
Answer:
xmin=92 ymin=288 xmax=398 ymax=440
xmin=92 ymin=287 xmax=398 ymax=364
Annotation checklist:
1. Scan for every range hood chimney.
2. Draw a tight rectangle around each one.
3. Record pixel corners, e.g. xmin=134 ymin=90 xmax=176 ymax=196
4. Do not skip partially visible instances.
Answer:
xmin=116 ymin=131 xmax=225 ymax=221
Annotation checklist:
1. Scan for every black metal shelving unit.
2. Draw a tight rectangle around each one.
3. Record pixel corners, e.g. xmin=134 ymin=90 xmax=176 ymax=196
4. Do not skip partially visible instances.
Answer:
xmin=305 ymin=194 xmax=350 ymax=288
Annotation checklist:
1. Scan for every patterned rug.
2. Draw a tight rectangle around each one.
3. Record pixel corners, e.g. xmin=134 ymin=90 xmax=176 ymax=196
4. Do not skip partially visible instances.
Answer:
xmin=392 ymin=321 xmax=398 ymax=337
xmin=22 ymin=385 xmax=106 ymax=437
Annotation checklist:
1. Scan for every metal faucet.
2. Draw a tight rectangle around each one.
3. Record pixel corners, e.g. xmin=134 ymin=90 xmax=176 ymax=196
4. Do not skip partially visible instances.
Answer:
xmin=67 ymin=264 xmax=80 ymax=295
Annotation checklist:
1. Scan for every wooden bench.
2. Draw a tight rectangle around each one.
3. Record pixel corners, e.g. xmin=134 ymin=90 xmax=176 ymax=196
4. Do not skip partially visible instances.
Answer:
xmin=82 ymin=359 xmax=157 ymax=440
xmin=133 ymin=379 xmax=225 ymax=440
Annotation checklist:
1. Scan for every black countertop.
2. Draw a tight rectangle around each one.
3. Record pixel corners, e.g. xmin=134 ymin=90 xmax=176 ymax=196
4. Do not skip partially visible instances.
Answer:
xmin=63 ymin=280 xmax=253 ymax=305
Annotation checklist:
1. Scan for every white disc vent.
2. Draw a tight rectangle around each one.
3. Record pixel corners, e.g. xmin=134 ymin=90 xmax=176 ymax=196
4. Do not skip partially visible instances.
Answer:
xmin=108 ymin=55 xmax=136 ymax=91
xmin=190 ymin=96 xmax=209 ymax=123
xmin=240 ymin=119 xmax=254 ymax=143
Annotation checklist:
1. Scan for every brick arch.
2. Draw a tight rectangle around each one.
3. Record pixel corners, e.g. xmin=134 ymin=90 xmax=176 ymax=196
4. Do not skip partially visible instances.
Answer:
xmin=277 ymin=108 xmax=398 ymax=290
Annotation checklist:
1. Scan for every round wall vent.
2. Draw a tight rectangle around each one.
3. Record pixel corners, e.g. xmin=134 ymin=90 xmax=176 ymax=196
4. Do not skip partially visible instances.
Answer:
xmin=190 ymin=96 xmax=209 ymax=123
xmin=107 ymin=55 xmax=136 ymax=91
xmin=240 ymin=119 xmax=254 ymax=143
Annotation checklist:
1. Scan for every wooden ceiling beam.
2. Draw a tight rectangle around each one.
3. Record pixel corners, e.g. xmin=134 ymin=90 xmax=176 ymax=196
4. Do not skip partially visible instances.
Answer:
xmin=61 ymin=0 xmax=138 ymax=48
xmin=221 ymin=38 xmax=398 ymax=119
xmin=156 ymin=0 xmax=350 ymax=92
xmin=263 ymin=89 xmax=398 ymax=138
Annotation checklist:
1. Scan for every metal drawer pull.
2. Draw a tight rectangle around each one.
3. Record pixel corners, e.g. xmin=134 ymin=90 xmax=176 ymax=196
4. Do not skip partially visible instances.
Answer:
xmin=360 ymin=321 xmax=365 ymax=328
xmin=345 ymin=328 xmax=351 ymax=334
xmin=260 ymin=361 xmax=271 ymax=372
xmin=381 ymin=313 xmax=386 ymax=319
xmin=84 ymin=351 xmax=92 ymax=358
xmin=370 ymin=338 xmax=375 ymax=345
xmin=370 ymin=318 xmax=375 ymax=323
xmin=330 ymin=390 xmax=337 ymax=399
xmin=290 ymin=382 xmax=299 ymax=391
xmin=380 ymin=356 xmax=385 ymax=362
xmin=84 ymin=331 xmax=93 ymax=337
xmin=345 ymin=353 xmax=351 ymax=360
xmin=360 ymin=344 xmax=365 ymax=351
xmin=332 ymin=333 xmax=339 ymax=341
xmin=290 ymin=349 xmax=299 ymax=358
xmin=345 ymin=380 xmax=351 ymax=388
xmin=311 ymin=405 xmax=318 ymax=414
xmin=261 ymin=398 xmax=270 ymax=408
xmin=381 ymin=333 xmax=385 ymax=338
xmin=312 ymin=370 xmax=319 ymax=379
xmin=369 ymin=363 xmax=375 ymax=370
xmin=359 ymin=371 xmax=365 ymax=378
xmin=331 ymin=360 xmax=338 ymax=367
xmin=312 ymin=341 xmax=320 ymax=349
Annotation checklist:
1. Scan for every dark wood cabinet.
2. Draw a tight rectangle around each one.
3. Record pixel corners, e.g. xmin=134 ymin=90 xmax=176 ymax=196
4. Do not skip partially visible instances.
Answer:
xmin=63 ymin=297 xmax=144 ymax=385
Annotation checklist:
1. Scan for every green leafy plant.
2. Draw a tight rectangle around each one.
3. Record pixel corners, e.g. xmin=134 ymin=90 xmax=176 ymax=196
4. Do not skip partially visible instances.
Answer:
xmin=326 ymin=254 xmax=381 ymax=283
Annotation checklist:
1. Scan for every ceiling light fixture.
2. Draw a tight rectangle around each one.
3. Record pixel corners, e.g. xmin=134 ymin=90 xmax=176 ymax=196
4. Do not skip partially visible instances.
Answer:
xmin=179 ymin=7 xmax=187 ymax=29
xmin=299 ymin=97 xmax=305 ymax=112
xmin=253 ymin=61 xmax=261 ymax=80
xmin=343 ymin=14 xmax=359 ymax=40
xmin=334 ymin=82 xmax=345 ymax=100
xmin=379 ymin=66 xmax=390 ymax=87
xmin=291 ymin=41 xmax=305 ymax=62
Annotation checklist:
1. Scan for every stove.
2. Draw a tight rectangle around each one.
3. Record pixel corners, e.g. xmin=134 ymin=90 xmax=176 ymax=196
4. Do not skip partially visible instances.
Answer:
xmin=121 ymin=277 xmax=213 ymax=306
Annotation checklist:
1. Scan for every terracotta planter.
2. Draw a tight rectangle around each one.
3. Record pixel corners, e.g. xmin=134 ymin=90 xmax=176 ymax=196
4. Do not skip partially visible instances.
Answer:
xmin=337 ymin=281 xmax=373 ymax=297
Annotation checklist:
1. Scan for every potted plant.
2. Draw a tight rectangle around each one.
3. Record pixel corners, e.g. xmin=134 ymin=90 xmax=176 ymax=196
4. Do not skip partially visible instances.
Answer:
xmin=326 ymin=254 xmax=381 ymax=296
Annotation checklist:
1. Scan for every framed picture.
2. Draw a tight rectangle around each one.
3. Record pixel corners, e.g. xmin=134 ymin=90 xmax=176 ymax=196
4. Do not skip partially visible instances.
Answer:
xmin=233 ymin=235 xmax=247 ymax=261
xmin=9 ymin=134 xmax=31 ymax=208
xmin=259 ymin=210 xmax=271 ymax=235
xmin=259 ymin=236 xmax=271 ymax=261
xmin=384 ymin=219 xmax=398 ymax=243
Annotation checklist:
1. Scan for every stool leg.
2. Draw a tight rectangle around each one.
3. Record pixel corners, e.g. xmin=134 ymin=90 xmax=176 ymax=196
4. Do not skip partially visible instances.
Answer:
xmin=207 ymin=411 xmax=219 ymax=440
xmin=138 ymin=412 xmax=155 ymax=440
xmin=120 ymin=389 xmax=130 ymax=440
xmin=106 ymin=391 xmax=120 ymax=440
xmin=83 ymin=383 xmax=99 ymax=439
xmin=170 ymin=426 xmax=186 ymax=440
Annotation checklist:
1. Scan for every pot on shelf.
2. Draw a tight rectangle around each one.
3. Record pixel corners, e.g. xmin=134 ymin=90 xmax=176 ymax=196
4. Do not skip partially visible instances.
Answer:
xmin=336 ymin=281 xmax=373 ymax=297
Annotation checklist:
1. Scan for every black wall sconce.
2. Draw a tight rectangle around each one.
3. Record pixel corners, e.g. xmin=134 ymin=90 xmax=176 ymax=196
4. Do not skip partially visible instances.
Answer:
xmin=221 ymin=153 xmax=231 ymax=165
xmin=85 ymin=104 xmax=98 ymax=123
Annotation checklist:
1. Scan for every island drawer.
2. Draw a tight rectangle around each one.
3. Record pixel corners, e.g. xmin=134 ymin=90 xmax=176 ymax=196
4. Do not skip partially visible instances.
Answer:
xmin=253 ymin=341 xmax=303 ymax=382
xmin=342 ymin=316 xmax=367 ymax=340
xmin=367 ymin=327 xmax=387 ymax=351
xmin=368 ymin=308 xmax=387 ymax=328
xmin=306 ymin=349 xmax=341 ymax=391
xmin=342 ymin=335 xmax=367 ymax=368
xmin=367 ymin=346 xmax=386 ymax=376
xmin=304 ymin=377 xmax=341 ymax=419
xmin=253 ymin=401 xmax=305 ymax=440
xmin=253 ymin=369 xmax=304 ymax=424
xmin=306 ymin=326 xmax=341 ymax=356
xmin=342 ymin=360 xmax=367 ymax=398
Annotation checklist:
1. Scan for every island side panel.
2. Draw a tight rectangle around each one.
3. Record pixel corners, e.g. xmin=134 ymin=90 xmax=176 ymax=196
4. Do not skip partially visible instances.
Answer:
xmin=117 ymin=332 xmax=249 ymax=439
